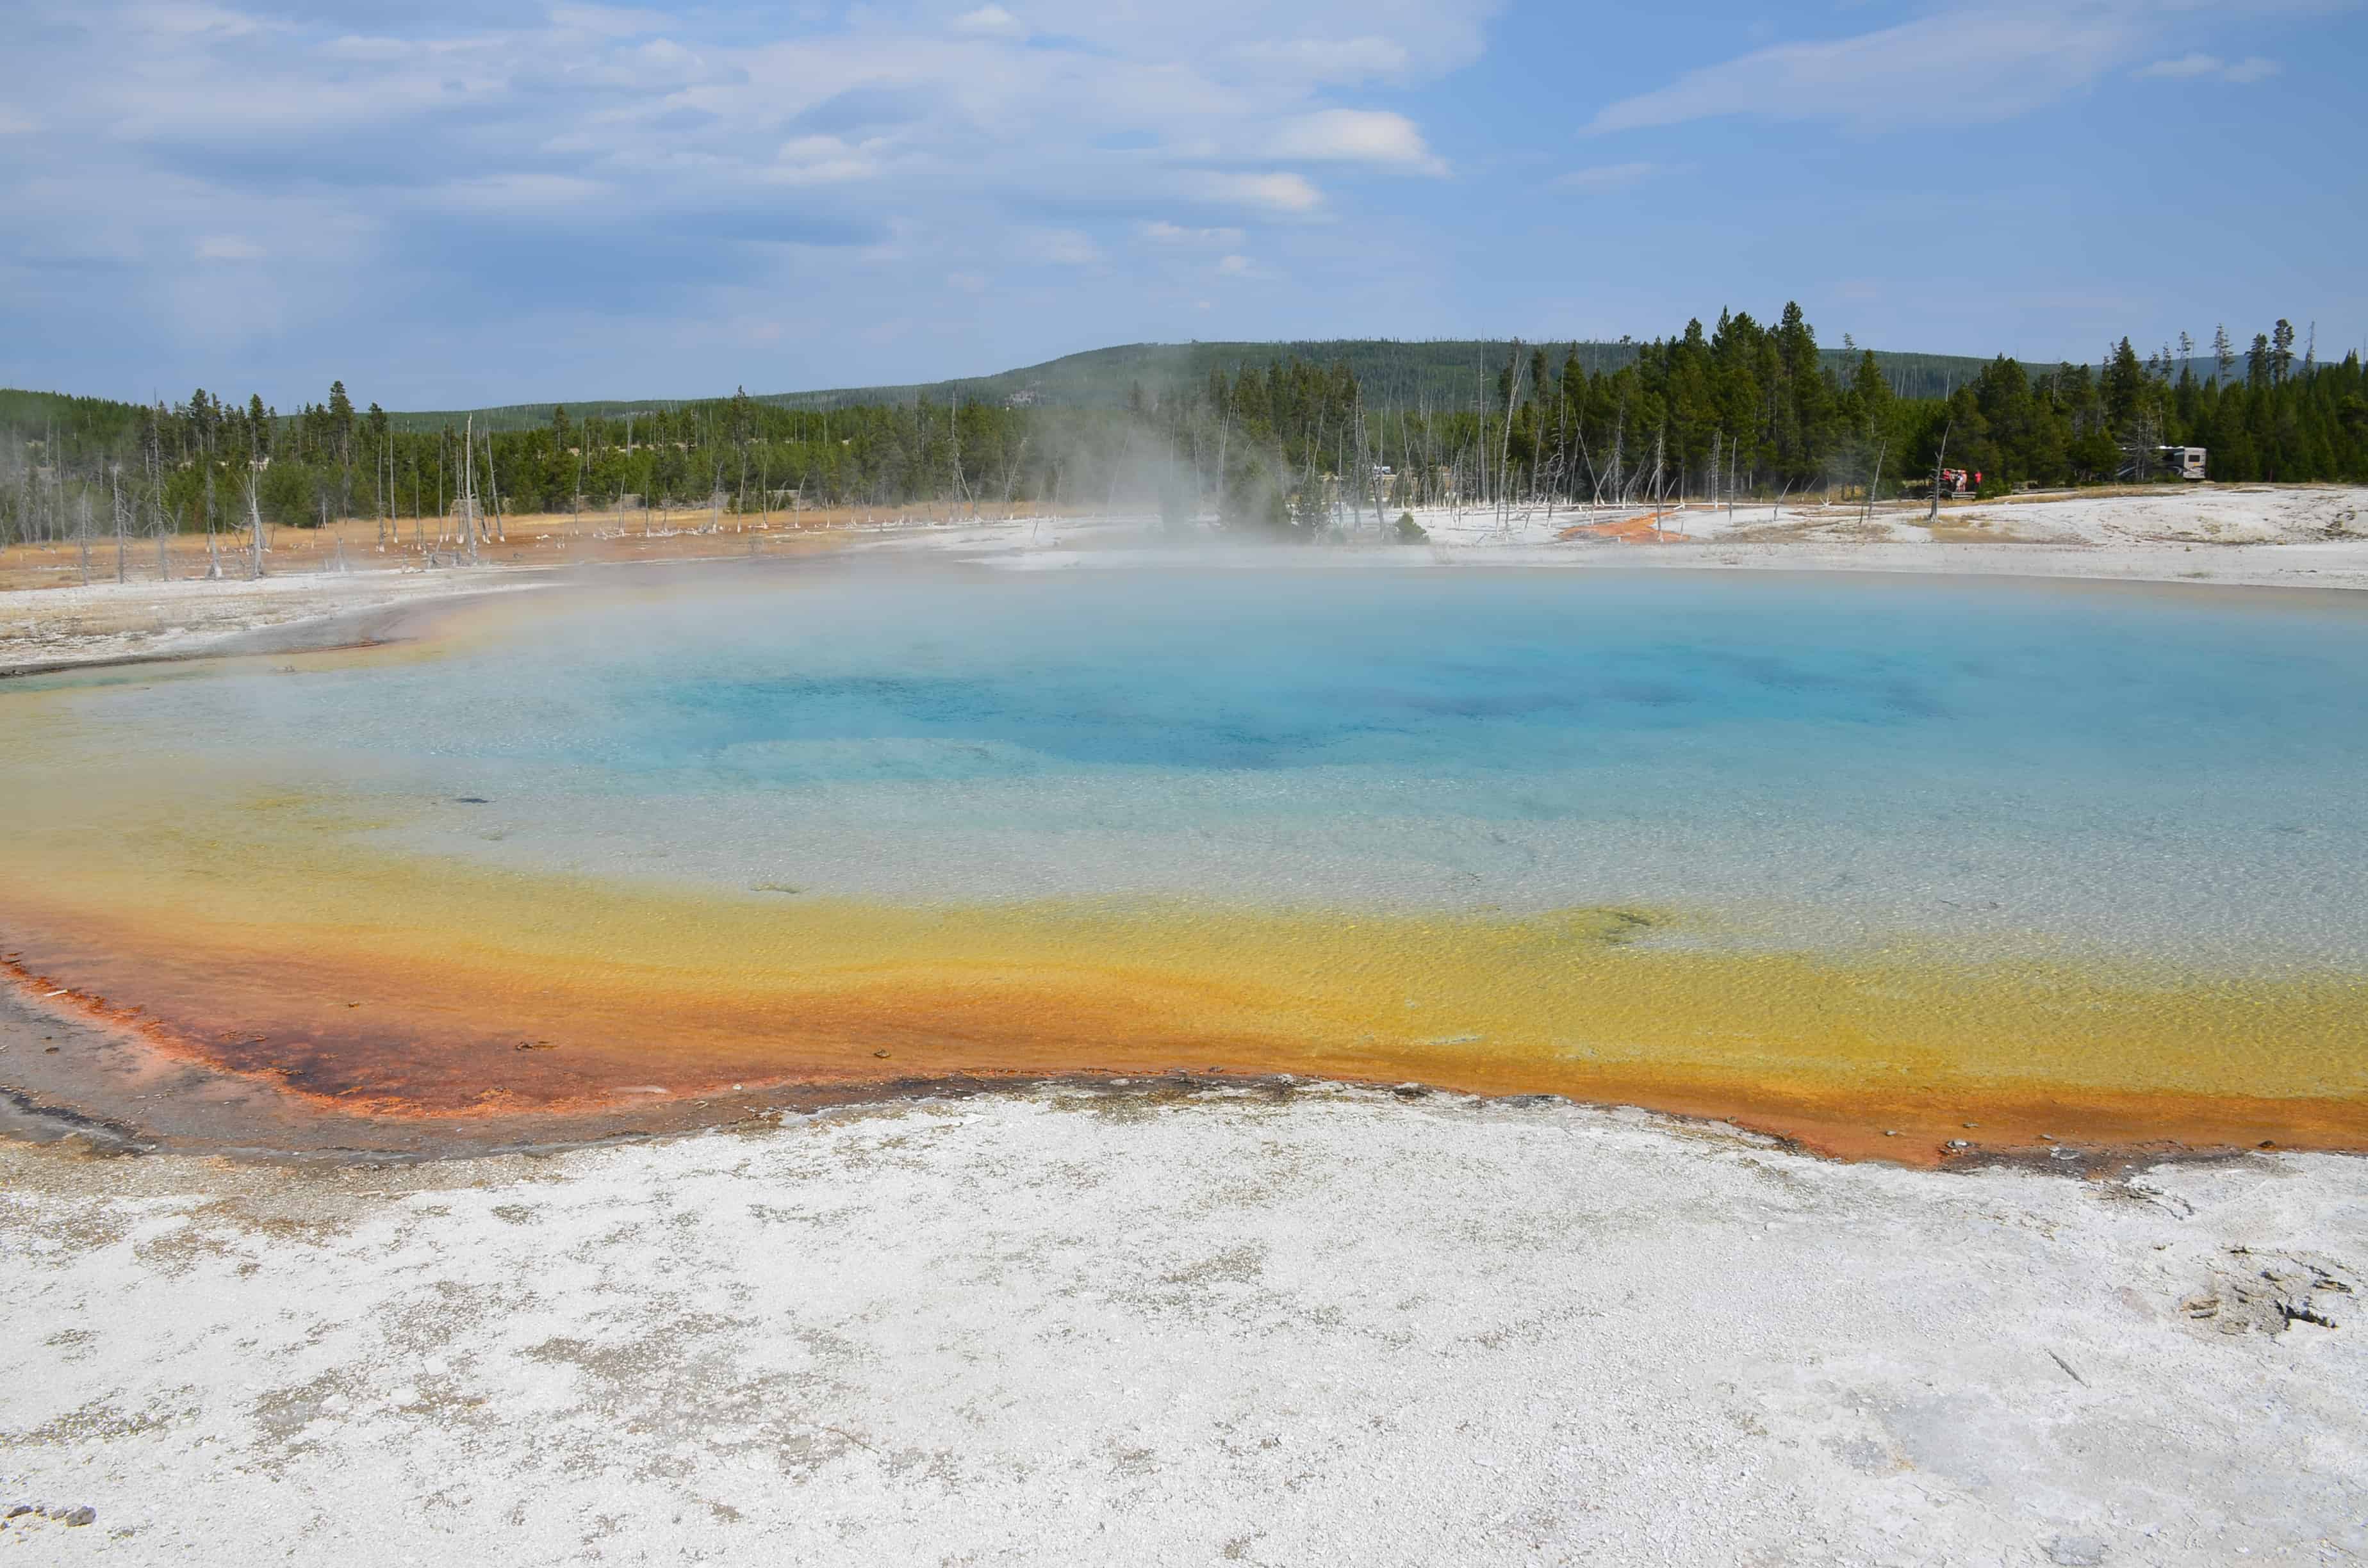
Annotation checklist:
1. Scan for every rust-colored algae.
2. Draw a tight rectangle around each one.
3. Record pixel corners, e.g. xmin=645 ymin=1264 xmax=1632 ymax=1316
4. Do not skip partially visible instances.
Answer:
xmin=3 ymin=808 xmax=2361 ymax=1163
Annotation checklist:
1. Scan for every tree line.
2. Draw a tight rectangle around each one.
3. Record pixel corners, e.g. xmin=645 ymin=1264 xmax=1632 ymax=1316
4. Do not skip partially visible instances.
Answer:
xmin=3 ymin=309 xmax=2363 ymax=559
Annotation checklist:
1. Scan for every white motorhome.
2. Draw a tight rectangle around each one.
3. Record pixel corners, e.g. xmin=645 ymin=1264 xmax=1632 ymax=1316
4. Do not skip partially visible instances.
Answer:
xmin=2158 ymin=445 xmax=2208 ymax=481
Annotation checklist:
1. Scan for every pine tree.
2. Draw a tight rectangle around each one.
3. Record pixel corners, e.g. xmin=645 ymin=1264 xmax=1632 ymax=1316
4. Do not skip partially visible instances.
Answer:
xmin=327 ymin=380 xmax=355 ymax=465
xmin=2101 ymin=338 xmax=2146 ymax=431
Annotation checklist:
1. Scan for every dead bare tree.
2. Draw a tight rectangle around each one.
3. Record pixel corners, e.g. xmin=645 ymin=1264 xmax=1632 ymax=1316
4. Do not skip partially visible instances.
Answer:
xmin=1860 ymin=440 xmax=1889 ymax=527
xmin=203 ymin=471 xmax=222 ymax=579
xmin=999 ymin=433 xmax=1030 ymax=509
xmin=455 ymin=416 xmax=481 ymax=564
xmin=111 ymin=465 xmax=127 ymax=584
xmin=147 ymin=412 xmax=170 ymax=582
xmin=246 ymin=469 xmax=267 ymax=578
xmin=1648 ymin=425 xmax=1667 ymax=538
xmin=1496 ymin=339 xmax=1524 ymax=533
xmin=1925 ymin=416 xmax=1954 ymax=525
xmin=1608 ymin=405 xmax=1627 ymax=507
xmin=482 ymin=427 xmax=506 ymax=543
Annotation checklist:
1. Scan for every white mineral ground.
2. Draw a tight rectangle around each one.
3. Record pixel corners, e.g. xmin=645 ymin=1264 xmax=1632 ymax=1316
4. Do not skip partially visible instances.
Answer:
xmin=862 ymin=481 xmax=2368 ymax=590
xmin=4 ymin=485 xmax=2366 ymax=1562
xmin=1 ymin=1088 xmax=2362 ymax=1564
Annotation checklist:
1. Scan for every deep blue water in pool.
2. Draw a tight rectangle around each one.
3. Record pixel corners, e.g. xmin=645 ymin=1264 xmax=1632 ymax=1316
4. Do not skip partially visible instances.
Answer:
xmin=62 ymin=569 xmax=2368 ymax=962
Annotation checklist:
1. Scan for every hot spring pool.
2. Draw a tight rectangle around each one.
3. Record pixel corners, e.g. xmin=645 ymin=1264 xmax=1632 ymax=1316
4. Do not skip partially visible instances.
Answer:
xmin=6 ymin=566 xmax=2365 ymax=1157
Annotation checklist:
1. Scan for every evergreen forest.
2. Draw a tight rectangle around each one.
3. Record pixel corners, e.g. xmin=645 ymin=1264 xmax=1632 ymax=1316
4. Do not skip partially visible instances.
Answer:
xmin=3 ymin=310 xmax=2362 ymax=550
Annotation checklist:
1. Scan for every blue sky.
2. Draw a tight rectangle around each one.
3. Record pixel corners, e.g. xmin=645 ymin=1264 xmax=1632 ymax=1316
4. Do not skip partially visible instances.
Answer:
xmin=3 ymin=0 xmax=2362 ymax=408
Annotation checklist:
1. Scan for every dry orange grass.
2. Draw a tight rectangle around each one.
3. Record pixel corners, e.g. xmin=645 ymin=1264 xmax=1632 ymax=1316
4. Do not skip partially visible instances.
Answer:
xmin=0 ymin=500 xmax=1052 ymax=594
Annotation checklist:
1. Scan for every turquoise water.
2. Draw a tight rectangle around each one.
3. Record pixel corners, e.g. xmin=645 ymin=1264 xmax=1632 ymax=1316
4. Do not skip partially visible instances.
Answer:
xmin=65 ymin=568 xmax=2368 ymax=963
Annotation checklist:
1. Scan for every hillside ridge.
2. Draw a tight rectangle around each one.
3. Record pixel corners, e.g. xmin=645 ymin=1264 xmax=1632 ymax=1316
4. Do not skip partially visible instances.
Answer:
xmin=4 ymin=338 xmax=2019 ymax=436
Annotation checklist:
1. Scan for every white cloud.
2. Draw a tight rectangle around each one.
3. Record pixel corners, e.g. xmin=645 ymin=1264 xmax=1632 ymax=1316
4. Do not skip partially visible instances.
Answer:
xmin=1025 ymin=228 xmax=1101 ymax=265
xmin=2137 ymin=52 xmax=2280 ymax=82
xmin=947 ymin=270 xmax=987 ymax=292
xmin=1269 ymin=109 xmax=1444 ymax=174
xmin=1230 ymin=35 xmax=1413 ymax=83
xmin=1217 ymin=253 xmax=1250 ymax=274
xmin=0 ymin=0 xmax=1497 ymax=398
xmin=771 ymin=135 xmax=880 ymax=184
xmin=548 ymin=4 xmax=671 ymax=37
xmin=634 ymin=37 xmax=702 ymax=70
xmin=1142 ymin=220 xmax=1246 ymax=245
xmin=1590 ymin=6 xmax=2143 ymax=131
xmin=434 ymin=174 xmax=609 ymax=211
xmin=124 ymin=1 xmax=263 ymax=40
xmin=1194 ymin=171 xmax=1324 ymax=213
xmin=193 ymin=234 xmax=264 ymax=261
xmin=951 ymin=4 xmax=1024 ymax=37
xmin=320 ymin=35 xmax=410 ymax=61
xmin=1552 ymin=161 xmax=1657 ymax=194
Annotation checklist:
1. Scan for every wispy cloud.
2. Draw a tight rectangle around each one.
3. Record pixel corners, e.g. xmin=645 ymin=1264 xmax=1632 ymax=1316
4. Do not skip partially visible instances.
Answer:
xmin=950 ymin=5 xmax=1024 ymax=38
xmin=193 ymin=234 xmax=263 ymax=261
xmin=548 ymin=4 xmax=671 ymax=38
xmin=1024 ymin=228 xmax=1102 ymax=265
xmin=768 ymin=135 xmax=882 ymax=186
xmin=1192 ymin=171 xmax=1326 ymax=213
xmin=0 ymin=0 xmax=1478 ymax=396
xmin=433 ymin=174 xmax=612 ymax=213
xmin=1141 ymin=221 xmax=1247 ymax=245
xmin=2136 ymin=52 xmax=2280 ymax=82
xmin=1229 ymin=35 xmax=1415 ymax=83
xmin=1552 ymin=161 xmax=1657 ymax=194
xmin=1269 ymin=109 xmax=1445 ymax=175
xmin=1590 ymin=6 xmax=2142 ymax=131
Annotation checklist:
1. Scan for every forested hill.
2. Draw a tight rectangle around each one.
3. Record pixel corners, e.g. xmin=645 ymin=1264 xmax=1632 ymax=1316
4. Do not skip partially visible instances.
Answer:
xmin=0 ymin=339 xmax=2287 ymax=443
xmin=5 ymin=309 xmax=2358 ymax=550
xmin=374 ymin=339 xmax=1998 ymax=432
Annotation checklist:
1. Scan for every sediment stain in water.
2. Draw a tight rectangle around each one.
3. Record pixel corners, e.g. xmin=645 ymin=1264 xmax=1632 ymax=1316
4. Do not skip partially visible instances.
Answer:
xmin=4 ymin=569 xmax=2365 ymax=1162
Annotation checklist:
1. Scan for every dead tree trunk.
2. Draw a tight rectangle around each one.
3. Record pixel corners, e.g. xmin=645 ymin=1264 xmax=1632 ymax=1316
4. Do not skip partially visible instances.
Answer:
xmin=459 ymin=416 xmax=481 ymax=564
xmin=482 ymin=429 xmax=506 ymax=543
xmin=247 ymin=471 xmax=267 ymax=578
xmin=1926 ymin=417 xmax=1953 ymax=525
xmin=1496 ymin=340 xmax=1523 ymax=533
